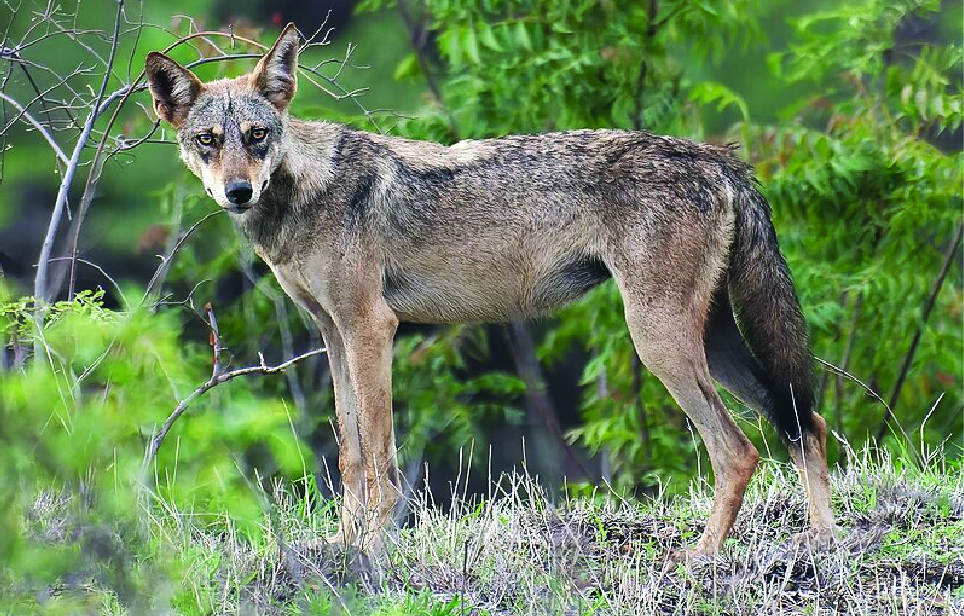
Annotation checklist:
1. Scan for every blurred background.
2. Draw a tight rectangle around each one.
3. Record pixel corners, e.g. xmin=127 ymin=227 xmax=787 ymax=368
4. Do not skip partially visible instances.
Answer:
xmin=0 ymin=0 xmax=961 ymax=529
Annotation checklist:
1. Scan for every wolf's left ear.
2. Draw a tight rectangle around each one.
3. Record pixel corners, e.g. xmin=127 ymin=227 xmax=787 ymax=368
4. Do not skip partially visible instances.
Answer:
xmin=251 ymin=23 xmax=301 ymax=111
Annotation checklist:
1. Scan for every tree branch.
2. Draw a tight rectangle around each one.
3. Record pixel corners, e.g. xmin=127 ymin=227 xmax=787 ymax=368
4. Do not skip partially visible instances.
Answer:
xmin=396 ymin=0 xmax=458 ymax=139
xmin=503 ymin=320 xmax=592 ymax=480
xmin=876 ymin=223 xmax=964 ymax=443
xmin=65 ymin=0 xmax=125 ymax=300
xmin=0 ymin=91 xmax=67 ymax=163
xmin=142 ymin=209 xmax=223 ymax=301
xmin=142 ymin=347 xmax=328 ymax=471
xmin=32 ymin=0 xmax=125 ymax=329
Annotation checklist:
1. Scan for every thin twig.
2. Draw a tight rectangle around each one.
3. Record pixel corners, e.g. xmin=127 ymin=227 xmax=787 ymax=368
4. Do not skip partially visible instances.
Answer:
xmin=833 ymin=292 xmax=863 ymax=458
xmin=141 ymin=347 xmax=327 ymax=469
xmin=0 ymin=90 xmax=67 ymax=163
xmin=814 ymin=356 xmax=891 ymax=419
xmin=142 ymin=210 xmax=222 ymax=300
xmin=239 ymin=258 xmax=309 ymax=420
xmin=205 ymin=301 xmax=220 ymax=378
xmin=815 ymin=355 xmax=918 ymax=463
xmin=876 ymin=222 xmax=964 ymax=443
xmin=66 ymin=0 xmax=125 ymax=301
xmin=45 ymin=257 xmax=127 ymax=307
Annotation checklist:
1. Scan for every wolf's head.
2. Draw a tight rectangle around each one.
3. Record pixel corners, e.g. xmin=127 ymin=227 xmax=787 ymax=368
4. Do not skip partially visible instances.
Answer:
xmin=145 ymin=25 xmax=300 ymax=213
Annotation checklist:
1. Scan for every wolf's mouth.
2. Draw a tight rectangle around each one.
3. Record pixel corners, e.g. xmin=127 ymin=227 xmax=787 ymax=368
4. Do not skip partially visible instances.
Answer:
xmin=226 ymin=203 xmax=253 ymax=214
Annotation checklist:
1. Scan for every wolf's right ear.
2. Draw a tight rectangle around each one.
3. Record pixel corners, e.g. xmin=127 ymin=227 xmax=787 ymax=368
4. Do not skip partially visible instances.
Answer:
xmin=144 ymin=52 xmax=202 ymax=127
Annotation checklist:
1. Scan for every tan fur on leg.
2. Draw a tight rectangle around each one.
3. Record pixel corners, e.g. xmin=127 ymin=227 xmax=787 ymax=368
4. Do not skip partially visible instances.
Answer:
xmin=335 ymin=298 xmax=401 ymax=551
xmin=789 ymin=413 xmax=836 ymax=545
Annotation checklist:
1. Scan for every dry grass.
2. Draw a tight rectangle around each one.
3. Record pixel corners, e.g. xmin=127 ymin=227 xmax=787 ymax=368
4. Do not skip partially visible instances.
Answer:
xmin=9 ymin=449 xmax=964 ymax=615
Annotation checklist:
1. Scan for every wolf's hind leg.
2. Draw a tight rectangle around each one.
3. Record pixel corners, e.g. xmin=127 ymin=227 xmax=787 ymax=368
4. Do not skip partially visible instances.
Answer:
xmin=704 ymin=291 xmax=770 ymax=412
xmin=704 ymin=291 xmax=835 ymax=543
xmin=619 ymin=289 xmax=758 ymax=557
xmin=787 ymin=413 xmax=835 ymax=544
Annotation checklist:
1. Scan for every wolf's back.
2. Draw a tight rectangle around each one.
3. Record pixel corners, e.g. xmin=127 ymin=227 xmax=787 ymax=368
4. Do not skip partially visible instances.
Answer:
xmin=727 ymin=178 xmax=815 ymax=440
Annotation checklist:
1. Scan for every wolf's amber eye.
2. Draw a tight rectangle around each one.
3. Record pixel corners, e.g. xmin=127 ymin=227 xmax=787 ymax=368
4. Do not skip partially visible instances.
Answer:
xmin=195 ymin=133 xmax=214 ymax=146
xmin=250 ymin=128 xmax=267 ymax=141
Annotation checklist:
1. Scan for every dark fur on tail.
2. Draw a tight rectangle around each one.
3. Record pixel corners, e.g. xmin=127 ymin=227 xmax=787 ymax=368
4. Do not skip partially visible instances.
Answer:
xmin=726 ymin=179 xmax=815 ymax=441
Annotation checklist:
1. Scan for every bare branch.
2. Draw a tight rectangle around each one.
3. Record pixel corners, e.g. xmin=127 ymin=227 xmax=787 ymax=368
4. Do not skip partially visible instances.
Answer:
xmin=0 ymin=90 xmax=67 ymax=163
xmin=876 ymin=223 xmax=964 ymax=443
xmin=32 ymin=0 xmax=125 ymax=317
xmin=143 ymin=209 xmax=223 ymax=301
xmin=142 ymin=347 xmax=328 ymax=470
xmin=66 ymin=0 xmax=126 ymax=299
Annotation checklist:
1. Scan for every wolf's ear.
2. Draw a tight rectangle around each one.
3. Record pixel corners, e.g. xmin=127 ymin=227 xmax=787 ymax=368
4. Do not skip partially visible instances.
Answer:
xmin=251 ymin=23 xmax=300 ymax=111
xmin=144 ymin=52 xmax=202 ymax=127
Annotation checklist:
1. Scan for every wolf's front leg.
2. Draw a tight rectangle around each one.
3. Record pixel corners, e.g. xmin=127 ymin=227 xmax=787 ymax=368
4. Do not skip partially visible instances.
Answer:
xmin=335 ymin=298 xmax=401 ymax=551
xmin=309 ymin=310 xmax=368 ymax=545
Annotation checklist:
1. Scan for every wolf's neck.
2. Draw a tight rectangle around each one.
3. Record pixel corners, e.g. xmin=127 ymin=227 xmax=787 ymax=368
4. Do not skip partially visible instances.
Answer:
xmin=238 ymin=119 xmax=343 ymax=261
xmin=277 ymin=119 xmax=340 ymax=200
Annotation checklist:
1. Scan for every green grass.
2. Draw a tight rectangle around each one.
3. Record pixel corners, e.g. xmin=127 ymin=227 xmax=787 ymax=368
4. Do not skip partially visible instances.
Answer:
xmin=3 ymin=448 xmax=963 ymax=615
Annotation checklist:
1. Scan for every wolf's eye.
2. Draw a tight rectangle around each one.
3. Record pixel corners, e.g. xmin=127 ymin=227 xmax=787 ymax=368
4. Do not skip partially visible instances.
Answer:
xmin=195 ymin=133 xmax=214 ymax=146
xmin=250 ymin=128 xmax=267 ymax=141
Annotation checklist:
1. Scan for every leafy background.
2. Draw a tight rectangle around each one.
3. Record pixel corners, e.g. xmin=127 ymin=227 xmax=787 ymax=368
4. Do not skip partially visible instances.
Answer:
xmin=0 ymin=0 xmax=961 ymax=612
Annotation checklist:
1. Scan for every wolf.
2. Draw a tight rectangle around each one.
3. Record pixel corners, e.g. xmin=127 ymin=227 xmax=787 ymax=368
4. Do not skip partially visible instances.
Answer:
xmin=145 ymin=24 xmax=836 ymax=558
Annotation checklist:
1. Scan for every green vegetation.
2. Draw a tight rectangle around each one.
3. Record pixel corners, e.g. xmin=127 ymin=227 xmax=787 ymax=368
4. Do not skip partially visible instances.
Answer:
xmin=4 ymin=448 xmax=962 ymax=614
xmin=0 ymin=0 xmax=960 ymax=613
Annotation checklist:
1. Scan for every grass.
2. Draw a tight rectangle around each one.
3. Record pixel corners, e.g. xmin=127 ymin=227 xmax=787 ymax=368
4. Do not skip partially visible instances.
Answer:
xmin=4 ymin=448 xmax=963 ymax=615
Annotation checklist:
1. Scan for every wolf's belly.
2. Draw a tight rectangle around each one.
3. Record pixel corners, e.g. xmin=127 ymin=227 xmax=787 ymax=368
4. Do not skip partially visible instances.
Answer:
xmin=382 ymin=255 xmax=611 ymax=324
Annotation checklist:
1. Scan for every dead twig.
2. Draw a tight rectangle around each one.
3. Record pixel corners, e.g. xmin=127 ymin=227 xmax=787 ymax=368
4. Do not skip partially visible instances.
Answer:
xmin=142 ymin=209 xmax=223 ymax=301
xmin=141 ymin=347 xmax=327 ymax=471
xmin=875 ymin=222 xmax=963 ymax=443
xmin=0 ymin=90 xmax=69 ymax=162
xmin=205 ymin=301 xmax=221 ymax=378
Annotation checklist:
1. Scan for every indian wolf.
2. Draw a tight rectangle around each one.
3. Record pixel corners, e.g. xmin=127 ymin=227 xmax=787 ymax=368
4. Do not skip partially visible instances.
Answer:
xmin=145 ymin=24 xmax=835 ymax=559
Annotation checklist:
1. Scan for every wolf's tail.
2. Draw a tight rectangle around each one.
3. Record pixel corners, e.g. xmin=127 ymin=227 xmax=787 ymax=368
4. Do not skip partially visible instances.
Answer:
xmin=727 ymin=179 xmax=815 ymax=441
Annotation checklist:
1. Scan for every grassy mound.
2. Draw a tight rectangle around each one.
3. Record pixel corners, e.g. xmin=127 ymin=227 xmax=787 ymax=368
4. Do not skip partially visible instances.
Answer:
xmin=5 ymin=450 xmax=963 ymax=615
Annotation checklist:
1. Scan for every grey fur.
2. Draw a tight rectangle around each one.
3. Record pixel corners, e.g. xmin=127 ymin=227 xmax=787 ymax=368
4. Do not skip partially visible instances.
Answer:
xmin=146 ymin=24 xmax=837 ymax=558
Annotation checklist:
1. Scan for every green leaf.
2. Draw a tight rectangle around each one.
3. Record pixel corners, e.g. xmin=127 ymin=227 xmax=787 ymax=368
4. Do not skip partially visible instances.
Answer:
xmin=515 ymin=22 xmax=532 ymax=51
xmin=393 ymin=53 xmax=420 ymax=81
xmin=464 ymin=25 xmax=481 ymax=65
xmin=479 ymin=21 xmax=502 ymax=51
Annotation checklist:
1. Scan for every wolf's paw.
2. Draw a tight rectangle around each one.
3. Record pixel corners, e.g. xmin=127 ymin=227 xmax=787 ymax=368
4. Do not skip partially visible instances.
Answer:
xmin=791 ymin=526 xmax=838 ymax=550
xmin=662 ymin=544 xmax=719 ymax=572
xmin=289 ymin=531 xmax=346 ymax=554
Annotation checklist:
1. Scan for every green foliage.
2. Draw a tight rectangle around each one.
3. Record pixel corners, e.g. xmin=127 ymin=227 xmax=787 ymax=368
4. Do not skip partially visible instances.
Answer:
xmin=1 ymin=0 xmax=961 ymax=608
xmin=393 ymin=326 xmax=525 ymax=468
xmin=357 ymin=0 xmax=963 ymax=490
xmin=0 ymin=277 xmax=313 ymax=607
xmin=371 ymin=0 xmax=763 ymax=140
xmin=754 ymin=0 xmax=963 ymax=456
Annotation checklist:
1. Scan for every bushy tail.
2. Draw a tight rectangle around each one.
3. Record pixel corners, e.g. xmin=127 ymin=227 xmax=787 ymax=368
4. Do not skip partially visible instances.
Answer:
xmin=728 ymin=181 xmax=815 ymax=441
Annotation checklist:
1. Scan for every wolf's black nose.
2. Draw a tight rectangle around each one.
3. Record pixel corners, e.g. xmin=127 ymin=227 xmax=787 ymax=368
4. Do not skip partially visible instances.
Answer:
xmin=225 ymin=181 xmax=253 ymax=205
